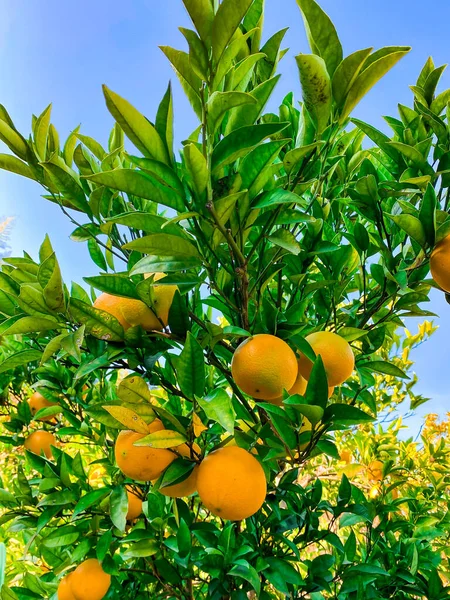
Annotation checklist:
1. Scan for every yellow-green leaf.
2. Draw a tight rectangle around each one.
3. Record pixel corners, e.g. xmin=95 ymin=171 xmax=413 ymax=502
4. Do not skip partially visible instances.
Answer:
xmin=133 ymin=429 xmax=187 ymax=448
xmin=296 ymin=54 xmax=331 ymax=134
xmin=103 ymin=405 xmax=149 ymax=434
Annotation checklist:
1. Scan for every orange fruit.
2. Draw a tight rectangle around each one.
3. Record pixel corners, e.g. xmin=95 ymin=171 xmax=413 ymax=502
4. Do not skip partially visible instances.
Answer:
xmin=93 ymin=293 xmax=130 ymax=330
xmin=126 ymin=486 xmax=143 ymax=520
xmin=197 ymin=446 xmax=266 ymax=520
xmin=231 ymin=334 xmax=298 ymax=401
xmin=24 ymin=431 xmax=56 ymax=458
xmin=273 ymin=366 xmax=334 ymax=405
xmin=58 ymin=573 xmax=76 ymax=600
xmin=69 ymin=558 xmax=111 ymax=600
xmin=297 ymin=331 xmax=354 ymax=387
xmin=367 ymin=459 xmax=384 ymax=482
xmin=28 ymin=391 xmax=57 ymax=422
xmin=339 ymin=449 xmax=352 ymax=464
xmin=430 ymin=234 xmax=450 ymax=292
xmin=115 ymin=419 xmax=175 ymax=481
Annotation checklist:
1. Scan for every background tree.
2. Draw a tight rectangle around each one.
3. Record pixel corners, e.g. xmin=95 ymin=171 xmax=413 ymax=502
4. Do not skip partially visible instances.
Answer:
xmin=1 ymin=0 xmax=450 ymax=598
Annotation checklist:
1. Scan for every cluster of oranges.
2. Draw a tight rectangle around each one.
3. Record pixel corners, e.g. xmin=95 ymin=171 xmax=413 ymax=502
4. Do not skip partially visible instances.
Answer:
xmin=20 ymin=274 xmax=360 ymax=600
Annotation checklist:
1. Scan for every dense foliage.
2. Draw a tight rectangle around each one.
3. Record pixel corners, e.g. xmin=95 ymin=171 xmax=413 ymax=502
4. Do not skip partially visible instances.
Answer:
xmin=1 ymin=0 xmax=450 ymax=598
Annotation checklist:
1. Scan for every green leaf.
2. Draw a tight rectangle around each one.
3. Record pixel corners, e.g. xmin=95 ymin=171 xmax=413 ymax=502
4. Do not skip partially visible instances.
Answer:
xmin=197 ymin=389 xmax=235 ymax=434
xmin=0 ymin=543 xmax=5 ymax=588
xmin=2 ymin=316 xmax=59 ymax=335
xmin=431 ymin=88 xmax=450 ymax=115
xmin=268 ymin=229 xmax=301 ymax=255
xmin=388 ymin=214 xmax=426 ymax=248
xmin=253 ymin=188 xmax=302 ymax=208
xmin=84 ymin=275 xmax=138 ymax=299
xmin=0 ymin=154 xmax=37 ymax=181
xmin=423 ymin=65 xmax=447 ymax=104
xmin=34 ymin=104 xmax=52 ymax=161
xmin=296 ymin=54 xmax=332 ymax=133
xmin=159 ymin=47 xmax=202 ymax=119
xmin=418 ymin=183 xmax=436 ymax=246
xmin=41 ymin=161 xmax=90 ymax=214
xmin=229 ymin=564 xmax=261 ymax=596
xmin=155 ymin=82 xmax=174 ymax=159
xmin=72 ymin=488 xmax=111 ymax=518
xmin=184 ymin=143 xmax=208 ymax=197
xmin=296 ymin=0 xmax=343 ymax=76
xmin=207 ymin=91 xmax=257 ymax=133
xmin=212 ymin=122 xmax=289 ymax=172
xmin=338 ymin=327 xmax=367 ymax=342
xmin=123 ymin=233 xmax=201 ymax=260
xmin=122 ymin=539 xmax=159 ymax=559
xmin=332 ymin=48 xmax=373 ymax=107
xmin=102 ymin=86 xmax=169 ymax=165
xmin=305 ymin=356 xmax=329 ymax=409
xmin=69 ymin=297 xmax=124 ymax=342
xmin=0 ymin=350 xmax=42 ymax=374
xmin=75 ymin=133 xmax=106 ymax=160
xmin=283 ymin=142 xmax=323 ymax=174
xmin=174 ymin=332 xmax=205 ymax=400
xmin=127 ymin=155 xmax=185 ymax=197
xmin=110 ymin=485 xmax=128 ymax=532
xmin=225 ymin=76 xmax=281 ymax=132
xmin=60 ymin=326 xmax=85 ymax=362
xmin=85 ymin=169 xmax=185 ymax=212
xmin=182 ymin=0 xmax=214 ymax=46
xmin=42 ymin=525 xmax=80 ymax=548
xmin=105 ymin=211 xmax=186 ymax=238
xmin=134 ymin=429 xmax=187 ymax=448
xmin=159 ymin=459 xmax=196 ymax=489
xmin=42 ymin=254 xmax=65 ymax=312
xmin=388 ymin=141 xmax=429 ymax=169
xmin=350 ymin=118 xmax=400 ymax=161
xmin=88 ymin=239 xmax=107 ymax=272
xmin=359 ymin=360 xmax=409 ymax=379
xmin=241 ymin=139 xmax=288 ymax=194
xmin=323 ymin=403 xmax=375 ymax=425
xmin=131 ymin=255 xmax=201 ymax=275
xmin=353 ymin=222 xmax=370 ymax=252
xmin=0 ymin=120 xmax=28 ymax=160
xmin=340 ymin=48 xmax=410 ymax=122
xmin=212 ymin=0 xmax=253 ymax=62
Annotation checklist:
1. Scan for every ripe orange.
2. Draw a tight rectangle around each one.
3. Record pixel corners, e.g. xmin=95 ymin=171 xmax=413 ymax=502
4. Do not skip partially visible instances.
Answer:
xmin=273 ymin=366 xmax=334 ymax=405
xmin=126 ymin=486 xmax=143 ymax=520
xmin=69 ymin=558 xmax=111 ymax=600
xmin=24 ymin=431 xmax=56 ymax=459
xmin=93 ymin=293 xmax=130 ymax=330
xmin=430 ymin=234 xmax=450 ymax=292
xmin=115 ymin=419 xmax=176 ymax=481
xmin=367 ymin=459 xmax=384 ymax=482
xmin=197 ymin=446 xmax=266 ymax=520
xmin=339 ymin=449 xmax=352 ymax=464
xmin=231 ymin=334 xmax=298 ymax=401
xmin=28 ymin=391 xmax=57 ymax=422
xmin=58 ymin=573 xmax=76 ymax=600
xmin=297 ymin=331 xmax=354 ymax=387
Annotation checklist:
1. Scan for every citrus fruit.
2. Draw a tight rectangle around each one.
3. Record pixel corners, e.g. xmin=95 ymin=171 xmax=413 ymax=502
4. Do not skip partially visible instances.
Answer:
xmin=197 ymin=446 xmax=266 ymax=520
xmin=339 ymin=449 xmax=352 ymax=464
xmin=114 ymin=419 xmax=176 ymax=481
xmin=24 ymin=431 xmax=56 ymax=459
xmin=297 ymin=331 xmax=354 ymax=386
xmin=367 ymin=459 xmax=384 ymax=482
xmin=69 ymin=558 xmax=111 ymax=600
xmin=126 ymin=486 xmax=143 ymax=520
xmin=57 ymin=573 xmax=76 ymax=600
xmin=93 ymin=293 xmax=130 ymax=330
xmin=231 ymin=334 xmax=298 ymax=401
xmin=430 ymin=234 xmax=450 ymax=292
xmin=273 ymin=366 xmax=334 ymax=405
xmin=28 ymin=391 xmax=57 ymax=422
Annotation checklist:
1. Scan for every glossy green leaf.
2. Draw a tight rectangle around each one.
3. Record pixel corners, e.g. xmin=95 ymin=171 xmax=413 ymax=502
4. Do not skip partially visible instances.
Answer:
xmin=184 ymin=143 xmax=208 ymax=196
xmin=159 ymin=46 xmax=202 ymax=119
xmin=359 ymin=360 xmax=409 ymax=379
xmin=41 ymin=161 xmax=90 ymax=214
xmin=182 ymin=0 xmax=214 ymax=45
xmin=212 ymin=0 xmax=253 ymax=62
xmin=340 ymin=48 xmax=410 ymax=122
xmin=207 ymin=91 xmax=256 ymax=134
xmin=229 ymin=564 xmax=261 ymax=596
xmin=212 ymin=122 xmax=288 ymax=172
xmin=296 ymin=0 xmax=343 ymax=76
xmin=197 ymin=388 xmax=235 ymax=434
xmin=0 ymin=350 xmax=42 ymax=374
xmin=0 ymin=154 xmax=36 ymax=181
xmin=103 ymin=86 xmax=169 ymax=165
xmin=253 ymin=188 xmax=302 ymax=208
xmin=75 ymin=133 xmax=106 ymax=160
xmin=388 ymin=214 xmax=427 ymax=247
xmin=283 ymin=142 xmax=324 ymax=174
xmin=84 ymin=275 xmax=138 ymax=299
xmin=419 ymin=183 xmax=437 ymax=246
xmin=225 ymin=76 xmax=281 ymax=132
xmin=323 ymin=403 xmax=375 ymax=425
xmin=105 ymin=211 xmax=186 ymax=237
xmin=1 ymin=316 xmax=59 ymax=336
xmin=86 ymin=169 xmax=184 ymax=212
xmin=332 ymin=48 xmax=373 ymax=107
xmin=123 ymin=233 xmax=201 ymax=263
xmin=110 ymin=485 xmax=128 ymax=532
xmin=174 ymin=332 xmax=205 ymax=400
xmin=0 ymin=120 xmax=28 ymax=160
xmin=268 ymin=229 xmax=301 ymax=255
xmin=155 ymin=82 xmax=174 ymax=159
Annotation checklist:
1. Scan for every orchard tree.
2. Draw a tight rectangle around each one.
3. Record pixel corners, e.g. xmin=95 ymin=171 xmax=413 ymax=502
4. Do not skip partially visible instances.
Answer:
xmin=1 ymin=0 xmax=450 ymax=598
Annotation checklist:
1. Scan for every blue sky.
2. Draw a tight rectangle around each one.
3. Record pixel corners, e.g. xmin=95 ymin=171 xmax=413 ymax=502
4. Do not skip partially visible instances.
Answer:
xmin=1 ymin=0 xmax=450 ymax=430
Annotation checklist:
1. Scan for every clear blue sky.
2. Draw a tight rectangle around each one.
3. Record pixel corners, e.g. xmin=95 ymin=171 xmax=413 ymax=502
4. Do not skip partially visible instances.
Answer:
xmin=1 ymin=0 xmax=450 ymax=430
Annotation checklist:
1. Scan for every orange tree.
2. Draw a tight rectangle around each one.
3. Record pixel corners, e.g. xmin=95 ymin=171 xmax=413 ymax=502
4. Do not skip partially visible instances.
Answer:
xmin=1 ymin=0 xmax=450 ymax=598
